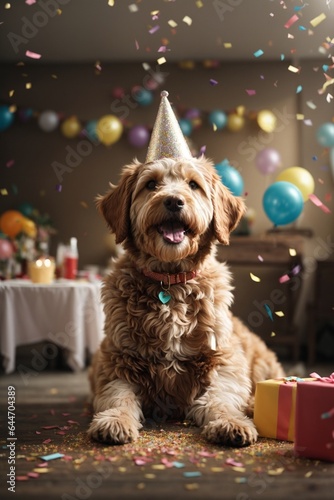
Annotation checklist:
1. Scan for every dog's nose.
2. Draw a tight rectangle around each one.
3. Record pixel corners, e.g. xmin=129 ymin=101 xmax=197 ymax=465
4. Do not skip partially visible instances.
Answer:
xmin=164 ymin=196 xmax=185 ymax=212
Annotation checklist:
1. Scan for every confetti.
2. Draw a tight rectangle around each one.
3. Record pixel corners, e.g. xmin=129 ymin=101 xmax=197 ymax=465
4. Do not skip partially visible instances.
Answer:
xmin=318 ymin=78 xmax=334 ymax=95
xmin=226 ymin=458 xmax=244 ymax=467
xmin=305 ymin=471 xmax=313 ymax=478
xmin=0 ymin=188 xmax=8 ymax=196
xmin=40 ymin=453 xmax=64 ymax=461
xmin=296 ymin=85 xmax=303 ymax=93
xmin=306 ymin=100 xmax=317 ymax=109
xmin=309 ymin=193 xmax=331 ymax=213
xmin=25 ymin=50 xmax=41 ymax=59
xmin=157 ymin=57 xmax=166 ymax=65
xmin=128 ymin=3 xmax=138 ymax=13
xmin=107 ymin=0 xmax=114 ymax=5
xmin=224 ymin=42 xmax=232 ymax=49
xmin=289 ymin=248 xmax=297 ymax=257
xmin=183 ymin=471 xmax=202 ymax=478
xmin=149 ymin=25 xmax=160 ymax=34
xmin=56 ymin=184 xmax=62 ymax=192
xmin=184 ymin=483 xmax=199 ymax=490
xmin=310 ymin=13 xmax=326 ymax=27
xmin=25 ymin=82 xmax=32 ymax=89
xmin=258 ymin=255 xmax=264 ymax=262
xmin=268 ymin=467 xmax=284 ymax=475
xmin=264 ymin=304 xmax=274 ymax=321
xmin=288 ymin=65 xmax=300 ymax=73
xmin=275 ymin=311 xmax=285 ymax=317
xmin=173 ymin=461 xmax=185 ymax=468
xmin=183 ymin=16 xmax=192 ymax=26
xmin=253 ymin=49 xmax=264 ymax=58
xmin=210 ymin=79 xmax=218 ymax=86
xmin=246 ymin=89 xmax=256 ymax=96
xmin=284 ymin=14 xmax=299 ymax=29
xmin=250 ymin=273 xmax=261 ymax=283
xmin=168 ymin=20 xmax=178 ymax=28
xmin=26 ymin=0 xmax=36 ymax=4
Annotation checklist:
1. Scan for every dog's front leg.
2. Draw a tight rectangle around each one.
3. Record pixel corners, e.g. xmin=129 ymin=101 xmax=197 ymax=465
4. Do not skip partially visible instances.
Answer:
xmin=186 ymin=368 xmax=258 ymax=447
xmin=88 ymin=379 xmax=143 ymax=444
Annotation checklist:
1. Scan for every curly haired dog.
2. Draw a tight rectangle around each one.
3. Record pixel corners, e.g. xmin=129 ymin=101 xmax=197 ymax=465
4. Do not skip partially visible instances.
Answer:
xmin=88 ymin=156 xmax=285 ymax=447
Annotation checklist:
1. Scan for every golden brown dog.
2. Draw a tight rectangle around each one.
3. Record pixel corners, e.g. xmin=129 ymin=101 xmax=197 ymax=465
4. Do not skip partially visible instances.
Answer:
xmin=88 ymin=156 xmax=285 ymax=447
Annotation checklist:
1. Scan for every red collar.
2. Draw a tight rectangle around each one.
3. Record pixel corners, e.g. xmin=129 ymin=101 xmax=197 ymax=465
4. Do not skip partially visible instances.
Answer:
xmin=142 ymin=268 xmax=199 ymax=287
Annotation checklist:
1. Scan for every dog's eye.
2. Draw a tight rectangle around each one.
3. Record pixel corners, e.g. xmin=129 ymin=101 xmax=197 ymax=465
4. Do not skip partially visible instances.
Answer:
xmin=146 ymin=180 xmax=157 ymax=190
xmin=189 ymin=180 xmax=199 ymax=190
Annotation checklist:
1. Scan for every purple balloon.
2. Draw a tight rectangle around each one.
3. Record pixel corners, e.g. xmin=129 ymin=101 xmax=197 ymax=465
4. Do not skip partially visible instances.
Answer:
xmin=128 ymin=125 xmax=150 ymax=148
xmin=255 ymin=148 xmax=281 ymax=175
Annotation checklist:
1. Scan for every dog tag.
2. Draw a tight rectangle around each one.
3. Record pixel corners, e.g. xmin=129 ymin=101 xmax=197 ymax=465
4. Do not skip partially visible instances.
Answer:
xmin=158 ymin=291 xmax=171 ymax=304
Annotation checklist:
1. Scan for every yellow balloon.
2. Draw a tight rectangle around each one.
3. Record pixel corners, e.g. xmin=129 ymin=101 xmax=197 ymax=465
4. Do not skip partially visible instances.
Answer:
xmin=60 ymin=116 xmax=82 ymax=138
xmin=276 ymin=167 xmax=315 ymax=202
xmin=97 ymin=115 xmax=123 ymax=146
xmin=227 ymin=113 xmax=245 ymax=132
xmin=257 ymin=110 xmax=277 ymax=133
xmin=21 ymin=218 xmax=37 ymax=238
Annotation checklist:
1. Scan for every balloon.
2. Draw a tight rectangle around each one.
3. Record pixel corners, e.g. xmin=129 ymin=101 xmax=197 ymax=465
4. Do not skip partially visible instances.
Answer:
xmin=257 ymin=110 xmax=277 ymax=132
xmin=227 ymin=113 xmax=245 ymax=132
xmin=0 ymin=105 xmax=15 ymax=132
xmin=263 ymin=181 xmax=304 ymax=226
xmin=178 ymin=118 xmax=193 ymax=137
xmin=184 ymin=108 xmax=201 ymax=120
xmin=38 ymin=110 xmax=59 ymax=132
xmin=84 ymin=120 xmax=99 ymax=143
xmin=21 ymin=218 xmax=37 ymax=238
xmin=112 ymin=87 xmax=125 ymax=99
xmin=96 ymin=115 xmax=123 ymax=146
xmin=276 ymin=166 xmax=315 ymax=202
xmin=215 ymin=160 xmax=244 ymax=196
xmin=128 ymin=125 xmax=150 ymax=148
xmin=132 ymin=87 xmax=154 ymax=106
xmin=60 ymin=116 xmax=82 ymax=138
xmin=316 ymin=122 xmax=334 ymax=148
xmin=255 ymin=148 xmax=281 ymax=175
xmin=0 ymin=239 xmax=14 ymax=260
xmin=0 ymin=210 xmax=25 ymax=238
xmin=208 ymin=110 xmax=227 ymax=130
xmin=18 ymin=202 xmax=34 ymax=218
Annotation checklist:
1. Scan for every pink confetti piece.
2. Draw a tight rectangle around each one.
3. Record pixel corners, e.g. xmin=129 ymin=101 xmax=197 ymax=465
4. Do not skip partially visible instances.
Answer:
xmin=35 ymin=431 xmax=41 ymax=435
xmin=246 ymin=89 xmax=256 ymax=96
xmin=67 ymin=420 xmax=80 ymax=425
xmin=309 ymin=194 xmax=331 ymax=213
xmin=16 ymin=476 xmax=29 ymax=481
xmin=56 ymin=431 xmax=66 ymax=435
xmin=42 ymin=425 xmax=60 ymax=430
xmin=135 ymin=40 xmax=139 ymax=50
xmin=62 ymin=413 xmax=70 ymax=416
xmin=199 ymin=145 xmax=206 ymax=156
xmin=25 ymin=0 xmax=36 ymax=4
xmin=149 ymin=25 xmax=160 ymax=34
xmin=198 ymin=451 xmax=216 ymax=457
xmin=134 ymin=457 xmax=152 ymax=466
xmin=258 ymin=255 xmax=264 ymax=262
xmin=6 ymin=159 xmax=15 ymax=168
xmin=279 ymin=274 xmax=290 ymax=284
xmin=161 ymin=458 xmax=175 ymax=467
xmin=42 ymin=439 xmax=52 ymax=444
xmin=27 ymin=472 xmax=39 ymax=478
xmin=62 ymin=455 xmax=73 ymax=461
xmin=36 ymin=462 xmax=49 ymax=468
xmin=50 ymin=409 xmax=56 ymax=415
xmin=158 ymin=46 xmax=167 ymax=52
xmin=56 ymin=184 xmax=62 ymax=192
xmin=226 ymin=458 xmax=244 ymax=467
xmin=25 ymin=50 xmax=41 ymax=59
xmin=284 ymin=14 xmax=299 ymax=29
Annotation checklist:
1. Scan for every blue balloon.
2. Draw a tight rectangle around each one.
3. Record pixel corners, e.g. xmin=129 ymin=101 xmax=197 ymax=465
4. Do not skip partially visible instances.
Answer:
xmin=215 ymin=160 xmax=244 ymax=196
xmin=133 ymin=88 xmax=154 ymax=106
xmin=178 ymin=118 xmax=193 ymax=137
xmin=316 ymin=122 xmax=334 ymax=148
xmin=263 ymin=181 xmax=304 ymax=226
xmin=0 ymin=105 xmax=14 ymax=132
xmin=208 ymin=110 xmax=227 ymax=130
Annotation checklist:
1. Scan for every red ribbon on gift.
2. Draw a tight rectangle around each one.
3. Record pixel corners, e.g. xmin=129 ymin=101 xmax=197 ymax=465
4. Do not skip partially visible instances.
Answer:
xmin=276 ymin=380 xmax=295 ymax=441
xmin=310 ymin=372 xmax=334 ymax=383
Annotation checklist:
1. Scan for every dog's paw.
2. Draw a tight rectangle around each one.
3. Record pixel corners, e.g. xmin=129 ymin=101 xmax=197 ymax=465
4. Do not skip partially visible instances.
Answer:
xmin=202 ymin=416 xmax=258 ymax=447
xmin=88 ymin=408 xmax=142 ymax=444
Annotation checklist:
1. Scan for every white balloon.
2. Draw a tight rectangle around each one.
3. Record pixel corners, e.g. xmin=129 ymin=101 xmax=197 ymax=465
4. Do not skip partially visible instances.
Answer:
xmin=38 ymin=110 xmax=59 ymax=132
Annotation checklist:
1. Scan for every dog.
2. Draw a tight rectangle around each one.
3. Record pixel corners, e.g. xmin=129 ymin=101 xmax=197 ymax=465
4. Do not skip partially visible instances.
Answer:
xmin=88 ymin=156 xmax=285 ymax=447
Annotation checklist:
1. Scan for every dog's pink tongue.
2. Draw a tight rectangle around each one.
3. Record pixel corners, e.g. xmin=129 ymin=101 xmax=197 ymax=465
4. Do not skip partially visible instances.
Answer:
xmin=160 ymin=223 xmax=185 ymax=243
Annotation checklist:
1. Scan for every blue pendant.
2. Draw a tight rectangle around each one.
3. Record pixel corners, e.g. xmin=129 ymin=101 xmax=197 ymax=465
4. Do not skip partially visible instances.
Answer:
xmin=158 ymin=291 xmax=171 ymax=304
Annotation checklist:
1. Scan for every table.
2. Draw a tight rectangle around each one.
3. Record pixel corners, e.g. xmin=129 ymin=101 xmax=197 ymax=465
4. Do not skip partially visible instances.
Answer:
xmin=0 ymin=279 xmax=105 ymax=374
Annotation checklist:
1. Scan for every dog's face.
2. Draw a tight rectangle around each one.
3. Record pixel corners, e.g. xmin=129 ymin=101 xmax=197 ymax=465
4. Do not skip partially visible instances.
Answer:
xmin=98 ymin=157 xmax=245 ymax=263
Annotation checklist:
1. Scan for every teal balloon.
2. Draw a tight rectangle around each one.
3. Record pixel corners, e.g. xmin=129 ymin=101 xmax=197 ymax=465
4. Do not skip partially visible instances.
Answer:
xmin=84 ymin=120 xmax=99 ymax=142
xmin=178 ymin=118 xmax=193 ymax=137
xmin=263 ymin=181 xmax=304 ymax=226
xmin=133 ymin=88 xmax=153 ymax=106
xmin=208 ymin=110 xmax=227 ymax=130
xmin=18 ymin=202 xmax=34 ymax=218
xmin=316 ymin=122 xmax=334 ymax=148
xmin=0 ymin=105 xmax=14 ymax=132
xmin=215 ymin=160 xmax=244 ymax=196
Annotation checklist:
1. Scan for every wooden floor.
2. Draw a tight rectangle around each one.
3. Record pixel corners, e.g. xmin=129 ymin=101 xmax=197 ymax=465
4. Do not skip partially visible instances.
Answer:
xmin=1 ymin=365 xmax=333 ymax=500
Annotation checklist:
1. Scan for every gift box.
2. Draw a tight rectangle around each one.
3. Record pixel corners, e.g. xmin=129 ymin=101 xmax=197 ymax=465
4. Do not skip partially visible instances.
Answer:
xmin=254 ymin=377 xmax=314 ymax=441
xmin=294 ymin=374 xmax=334 ymax=462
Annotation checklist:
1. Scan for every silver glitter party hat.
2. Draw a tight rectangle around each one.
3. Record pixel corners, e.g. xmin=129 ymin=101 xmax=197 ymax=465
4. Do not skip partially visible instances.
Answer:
xmin=145 ymin=90 xmax=193 ymax=163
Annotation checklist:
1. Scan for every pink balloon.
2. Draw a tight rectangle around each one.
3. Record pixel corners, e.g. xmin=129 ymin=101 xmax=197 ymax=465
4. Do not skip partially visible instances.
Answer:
xmin=0 ymin=239 xmax=14 ymax=260
xmin=255 ymin=148 xmax=281 ymax=175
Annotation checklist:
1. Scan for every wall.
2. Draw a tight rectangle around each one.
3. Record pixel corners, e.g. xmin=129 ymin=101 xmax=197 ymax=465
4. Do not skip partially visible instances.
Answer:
xmin=0 ymin=61 xmax=333 ymax=348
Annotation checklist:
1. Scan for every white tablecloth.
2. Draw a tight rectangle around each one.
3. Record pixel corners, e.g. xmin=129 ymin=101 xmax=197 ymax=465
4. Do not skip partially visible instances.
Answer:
xmin=0 ymin=279 xmax=105 ymax=374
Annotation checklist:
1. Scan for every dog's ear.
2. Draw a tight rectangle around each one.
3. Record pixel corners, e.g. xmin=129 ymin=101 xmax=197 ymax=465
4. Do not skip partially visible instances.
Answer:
xmin=96 ymin=162 xmax=139 ymax=244
xmin=212 ymin=173 xmax=245 ymax=245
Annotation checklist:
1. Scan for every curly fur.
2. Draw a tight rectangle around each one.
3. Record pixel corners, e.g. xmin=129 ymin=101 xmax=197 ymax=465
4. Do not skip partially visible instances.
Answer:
xmin=88 ymin=156 xmax=285 ymax=447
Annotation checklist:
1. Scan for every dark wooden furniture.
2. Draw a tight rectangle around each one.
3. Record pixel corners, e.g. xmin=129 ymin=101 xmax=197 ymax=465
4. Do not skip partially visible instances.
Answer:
xmin=307 ymin=259 xmax=334 ymax=365
xmin=217 ymin=232 xmax=305 ymax=361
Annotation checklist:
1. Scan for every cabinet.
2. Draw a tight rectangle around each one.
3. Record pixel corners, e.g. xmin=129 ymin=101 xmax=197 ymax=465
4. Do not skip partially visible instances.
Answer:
xmin=217 ymin=233 xmax=305 ymax=361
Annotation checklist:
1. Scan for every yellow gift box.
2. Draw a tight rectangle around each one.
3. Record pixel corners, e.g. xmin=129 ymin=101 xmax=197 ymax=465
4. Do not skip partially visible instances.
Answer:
xmin=254 ymin=377 xmax=314 ymax=441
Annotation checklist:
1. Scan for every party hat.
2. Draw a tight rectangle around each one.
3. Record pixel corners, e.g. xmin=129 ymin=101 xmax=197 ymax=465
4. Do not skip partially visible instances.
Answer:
xmin=145 ymin=90 xmax=193 ymax=163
